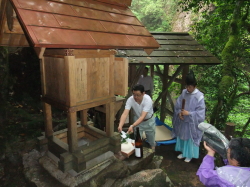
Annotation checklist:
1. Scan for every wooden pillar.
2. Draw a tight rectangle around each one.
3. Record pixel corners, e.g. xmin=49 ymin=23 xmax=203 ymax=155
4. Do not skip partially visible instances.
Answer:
xmin=40 ymin=57 xmax=53 ymax=137
xmin=67 ymin=111 xmax=78 ymax=152
xmin=224 ymin=122 xmax=236 ymax=140
xmin=150 ymin=65 xmax=154 ymax=78
xmin=106 ymin=102 xmax=115 ymax=136
xmin=80 ymin=109 xmax=88 ymax=126
xmin=64 ymin=51 xmax=78 ymax=152
xmin=160 ymin=65 xmax=169 ymax=122
xmin=43 ymin=102 xmax=53 ymax=137
xmin=181 ymin=65 xmax=189 ymax=93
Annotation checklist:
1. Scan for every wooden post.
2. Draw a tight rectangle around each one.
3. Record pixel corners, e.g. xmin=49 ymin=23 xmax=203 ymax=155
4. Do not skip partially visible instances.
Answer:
xmin=40 ymin=56 xmax=53 ymax=137
xmin=67 ymin=111 xmax=78 ymax=153
xmin=160 ymin=65 xmax=169 ymax=122
xmin=43 ymin=102 xmax=53 ymax=137
xmin=106 ymin=101 xmax=115 ymax=136
xmin=80 ymin=109 xmax=88 ymax=126
xmin=64 ymin=51 xmax=78 ymax=152
xmin=224 ymin=122 xmax=236 ymax=140
xmin=150 ymin=65 xmax=154 ymax=78
xmin=181 ymin=65 xmax=189 ymax=93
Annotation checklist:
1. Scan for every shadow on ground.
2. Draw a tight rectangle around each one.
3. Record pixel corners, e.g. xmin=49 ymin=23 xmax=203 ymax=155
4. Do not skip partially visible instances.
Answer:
xmin=155 ymin=143 xmax=205 ymax=187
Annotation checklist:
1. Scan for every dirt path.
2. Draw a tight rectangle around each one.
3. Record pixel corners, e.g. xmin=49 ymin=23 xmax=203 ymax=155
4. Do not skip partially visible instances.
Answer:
xmin=155 ymin=143 xmax=205 ymax=187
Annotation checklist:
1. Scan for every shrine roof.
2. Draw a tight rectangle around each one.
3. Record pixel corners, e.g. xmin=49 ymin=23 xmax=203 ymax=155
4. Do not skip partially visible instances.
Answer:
xmin=116 ymin=32 xmax=221 ymax=65
xmin=0 ymin=0 xmax=159 ymax=51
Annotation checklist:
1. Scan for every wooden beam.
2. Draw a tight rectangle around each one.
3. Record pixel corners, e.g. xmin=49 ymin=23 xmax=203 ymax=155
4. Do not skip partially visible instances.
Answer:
xmin=6 ymin=0 xmax=13 ymax=31
xmin=150 ymin=65 xmax=154 ymax=78
xmin=181 ymin=65 xmax=189 ymax=92
xmin=154 ymin=65 xmax=184 ymax=107
xmin=160 ymin=65 xmax=169 ymax=122
xmin=80 ymin=109 xmax=88 ymax=126
xmin=0 ymin=0 xmax=7 ymax=36
xmin=127 ymin=56 xmax=221 ymax=65
xmin=152 ymin=34 xmax=192 ymax=40
xmin=43 ymin=102 xmax=53 ymax=137
xmin=39 ymin=57 xmax=46 ymax=96
xmin=165 ymin=107 xmax=174 ymax=116
xmin=42 ymin=96 xmax=115 ymax=111
xmin=48 ymin=136 xmax=68 ymax=158
xmin=44 ymin=49 xmax=116 ymax=58
xmin=157 ymin=40 xmax=199 ymax=45
xmin=34 ymin=47 xmax=46 ymax=59
xmin=67 ymin=112 xmax=78 ymax=153
xmin=166 ymin=90 xmax=174 ymax=112
xmin=120 ymin=50 xmax=213 ymax=57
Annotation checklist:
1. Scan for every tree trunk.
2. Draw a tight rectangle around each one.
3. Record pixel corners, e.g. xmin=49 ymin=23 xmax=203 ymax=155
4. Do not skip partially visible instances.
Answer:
xmin=210 ymin=0 xmax=244 ymax=130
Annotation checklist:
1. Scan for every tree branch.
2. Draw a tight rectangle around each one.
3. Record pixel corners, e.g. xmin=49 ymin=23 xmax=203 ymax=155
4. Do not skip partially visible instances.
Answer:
xmin=241 ymin=1 xmax=249 ymax=21
xmin=235 ymin=91 xmax=250 ymax=99
xmin=240 ymin=117 xmax=250 ymax=136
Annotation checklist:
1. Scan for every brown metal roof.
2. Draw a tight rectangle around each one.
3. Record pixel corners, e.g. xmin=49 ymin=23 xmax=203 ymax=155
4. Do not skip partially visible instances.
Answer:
xmin=0 ymin=0 xmax=159 ymax=50
xmin=117 ymin=32 xmax=221 ymax=65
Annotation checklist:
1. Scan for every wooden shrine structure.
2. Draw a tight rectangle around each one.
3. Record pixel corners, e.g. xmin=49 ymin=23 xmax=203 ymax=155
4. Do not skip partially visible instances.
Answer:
xmin=0 ymin=0 xmax=222 ymax=174
xmin=0 ymin=0 xmax=159 ymax=173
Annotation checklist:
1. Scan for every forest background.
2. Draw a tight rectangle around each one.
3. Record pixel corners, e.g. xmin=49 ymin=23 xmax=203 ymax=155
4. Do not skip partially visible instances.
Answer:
xmin=131 ymin=0 xmax=250 ymax=137
xmin=0 ymin=0 xmax=249 ymax=157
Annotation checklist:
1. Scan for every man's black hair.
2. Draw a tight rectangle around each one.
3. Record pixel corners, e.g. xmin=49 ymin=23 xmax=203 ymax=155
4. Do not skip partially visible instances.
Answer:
xmin=229 ymin=138 xmax=250 ymax=167
xmin=132 ymin=84 xmax=145 ymax=93
xmin=185 ymin=70 xmax=197 ymax=86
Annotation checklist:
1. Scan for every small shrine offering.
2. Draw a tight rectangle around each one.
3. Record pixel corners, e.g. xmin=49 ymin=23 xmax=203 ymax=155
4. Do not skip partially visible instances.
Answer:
xmin=120 ymin=131 xmax=135 ymax=158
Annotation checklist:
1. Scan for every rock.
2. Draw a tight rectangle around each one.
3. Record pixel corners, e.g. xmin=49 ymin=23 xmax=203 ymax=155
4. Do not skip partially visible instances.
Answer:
xmin=145 ymin=155 xmax=163 ymax=170
xmin=23 ymin=149 xmax=68 ymax=187
xmin=112 ymin=169 xmax=174 ymax=187
xmin=123 ymin=147 xmax=154 ymax=174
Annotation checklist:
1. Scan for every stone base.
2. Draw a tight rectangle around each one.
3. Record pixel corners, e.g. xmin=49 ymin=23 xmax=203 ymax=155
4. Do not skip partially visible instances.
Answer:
xmin=23 ymin=148 xmax=173 ymax=187
xmin=40 ymin=153 xmax=116 ymax=186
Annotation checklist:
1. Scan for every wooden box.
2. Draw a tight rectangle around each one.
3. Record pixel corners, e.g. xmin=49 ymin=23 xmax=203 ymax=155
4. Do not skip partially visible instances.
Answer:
xmin=41 ymin=49 xmax=128 ymax=108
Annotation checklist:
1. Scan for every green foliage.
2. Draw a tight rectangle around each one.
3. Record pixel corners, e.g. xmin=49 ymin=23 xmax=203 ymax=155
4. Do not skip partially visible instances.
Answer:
xmin=131 ymin=0 xmax=174 ymax=31
xmin=178 ymin=0 xmax=250 ymax=135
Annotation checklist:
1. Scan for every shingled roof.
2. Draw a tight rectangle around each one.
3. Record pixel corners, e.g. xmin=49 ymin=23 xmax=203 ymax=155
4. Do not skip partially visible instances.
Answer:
xmin=0 ymin=0 xmax=159 ymax=51
xmin=117 ymin=32 xmax=221 ymax=65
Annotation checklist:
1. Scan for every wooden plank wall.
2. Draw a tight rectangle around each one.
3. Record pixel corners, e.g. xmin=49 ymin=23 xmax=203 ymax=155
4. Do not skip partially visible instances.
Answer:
xmin=114 ymin=57 xmax=128 ymax=96
xmin=75 ymin=57 xmax=110 ymax=103
xmin=44 ymin=57 xmax=66 ymax=103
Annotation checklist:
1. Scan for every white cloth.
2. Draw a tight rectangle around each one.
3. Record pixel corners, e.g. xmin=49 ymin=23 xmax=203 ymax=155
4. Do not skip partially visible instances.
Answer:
xmin=125 ymin=94 xmax=153 ymax=119
xmin=138 ymin=75 xmax=153 ymax=93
